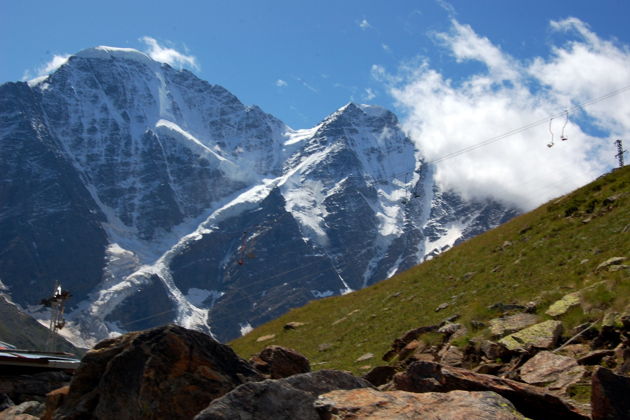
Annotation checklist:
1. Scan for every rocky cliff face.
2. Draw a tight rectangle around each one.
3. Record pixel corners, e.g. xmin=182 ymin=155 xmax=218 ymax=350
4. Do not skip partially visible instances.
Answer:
xmin=0 ymin=46 xmax=518 ymax=345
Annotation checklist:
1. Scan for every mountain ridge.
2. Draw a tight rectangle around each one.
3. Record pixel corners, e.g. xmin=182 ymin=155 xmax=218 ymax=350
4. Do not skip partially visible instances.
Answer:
xmin=0 ymin=46 xmax=517 ymax=346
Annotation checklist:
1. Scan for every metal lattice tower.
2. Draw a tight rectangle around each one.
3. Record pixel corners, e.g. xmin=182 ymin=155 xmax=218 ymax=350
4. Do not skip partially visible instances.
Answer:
xmin=615 ymin=139 xmax=627 ymax=168
xmin=43 ymin=281 xmax=70 ymax=352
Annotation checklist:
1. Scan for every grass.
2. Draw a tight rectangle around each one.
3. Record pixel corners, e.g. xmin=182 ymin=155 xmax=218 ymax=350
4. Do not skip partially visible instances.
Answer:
xmin=230 ymin=166 xmax=630 ymax=374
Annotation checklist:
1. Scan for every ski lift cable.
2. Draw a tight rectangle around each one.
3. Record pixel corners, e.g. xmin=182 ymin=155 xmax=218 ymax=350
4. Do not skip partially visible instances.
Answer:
xmin=343 ymin=84 xmax=629 ymax=187
xmin=428 ymin=84 xmax=630 ymax=164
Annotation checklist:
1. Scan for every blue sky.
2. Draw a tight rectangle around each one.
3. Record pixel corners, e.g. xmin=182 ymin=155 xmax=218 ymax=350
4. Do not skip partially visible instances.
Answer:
xmin=2 ymin=0 xmax=630 ymax=208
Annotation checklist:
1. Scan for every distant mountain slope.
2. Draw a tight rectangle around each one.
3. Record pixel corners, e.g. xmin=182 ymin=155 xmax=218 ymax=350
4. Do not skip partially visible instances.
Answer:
xmin=231 ymin=166 xmax=630 ymax=373
xmin=0 ymin=46 xmax=517 ymax=346
xmin=0 ymin=296 xmax=81 ymax=354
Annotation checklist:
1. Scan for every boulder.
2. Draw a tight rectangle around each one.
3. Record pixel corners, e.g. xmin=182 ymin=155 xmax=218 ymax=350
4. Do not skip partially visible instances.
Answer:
xmin=0 ymin=394 xmax=13 ymax=412
xmin=577 ymin=349 xmax=615 ymax=365
xmin=194 ymin=370 xmax=371 ymax=420
xmin=439 ymin=345 xmax=464 ymax=367
xmin=595 ymin=257 xmax=626 ymax=271
xmin=487 ymin=302 xmax=528 ymax=314
xmin=591 ymin=367 xmax=630 ymax=420
xmin=519 ymin=351 xmax=586 ymax=395
xmin=51 ymin=324 xmax=261 ymax=420
xmin=0 ymin=401 xmax=45 ymax=420
xmin=256 ymin=334 xmax=276 ymax=342
xmin=499 ymin=320 xmax=563 ymax=351
xmin=614 ymin=344 xmax=630 ymax=375
xmin=362 ymin=366 xmax=396 ymax=387
xmin=383 ymin=324 xmax=439 ymax=361
xmin=546 ymin=293 xmax=581 ymax=317
xmin=520 ymin=351 xmax=578 ymax=385
xmin=315 ymin=388 xmax=526 ymax=420
xmin=250 ymin=345 xmax=310 ymax=379
xmin=40 ymin=386 xmax=68 ymax=420
xmin=283 ymin=322 xmax=305 ymax=330
xmin=355 ymin=353 xmax=374 ymax=362
xmin=0 ymin=371 xmax=71 ymax=405
xmin=478 ymin=339 xmax=511 ymax=361
xmin=390 ymin=361 xmax=588 ymax=419
xmin=489 ymin=313 xmax=540 ymax=337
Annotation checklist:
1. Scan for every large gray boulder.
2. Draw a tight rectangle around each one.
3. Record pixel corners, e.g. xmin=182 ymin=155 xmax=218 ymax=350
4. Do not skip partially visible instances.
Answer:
xmin=194 ymin=370 xmax=371 ymax=420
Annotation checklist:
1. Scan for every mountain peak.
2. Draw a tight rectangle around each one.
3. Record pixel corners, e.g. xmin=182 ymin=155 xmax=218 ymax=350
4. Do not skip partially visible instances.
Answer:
xmin=74 ymin=46 xmax=156 ymax=67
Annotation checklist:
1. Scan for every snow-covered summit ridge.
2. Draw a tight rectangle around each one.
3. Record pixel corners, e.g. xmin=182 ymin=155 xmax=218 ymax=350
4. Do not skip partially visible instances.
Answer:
xmin=74 ymin=46 xmax=157 ymax=67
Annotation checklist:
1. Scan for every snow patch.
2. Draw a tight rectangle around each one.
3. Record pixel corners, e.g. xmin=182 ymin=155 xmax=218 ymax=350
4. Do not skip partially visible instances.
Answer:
xmin=239 ymin=323 xmax=253 ymax=336
xmin=424 ymin=223 xmax=464 ymax=256
xmin=311 ymin=289 xmax=334 ymax=298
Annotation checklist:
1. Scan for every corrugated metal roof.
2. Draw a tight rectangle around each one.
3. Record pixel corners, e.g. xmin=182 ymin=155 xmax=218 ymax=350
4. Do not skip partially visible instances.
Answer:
xmin=0 ymin=349 xmax=80 ymax=370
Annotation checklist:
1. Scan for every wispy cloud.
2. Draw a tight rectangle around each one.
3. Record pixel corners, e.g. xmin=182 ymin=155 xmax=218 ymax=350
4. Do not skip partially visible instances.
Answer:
xmin=382 ymin=43 xmax=391 ymax=53
xmin=436 ymin=0 xmax=456 ymax=16
xmin=295 ymin=76 xmax=318 ymax=93
xmin=140 ymin=36 xmax=199 ymax=71
xmin=364 ymin=88 xmax=376 ymax=101
xmin=376 ymin=17 xmax=630 ymax=210
xmin=22 ymin=53 xmax=71 ymax=81
xmin=359 ymin=19 xmax=372 ymax=30
xmin=276 ymin=79 xmax=288 ymax=87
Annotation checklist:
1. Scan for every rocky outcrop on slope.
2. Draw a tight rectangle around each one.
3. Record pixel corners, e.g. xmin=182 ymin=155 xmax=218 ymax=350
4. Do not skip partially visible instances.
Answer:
xmin=249 ymin=345 xmax=311 ymax=379
xmin=51 ymin=324 xmax=261 ymax=419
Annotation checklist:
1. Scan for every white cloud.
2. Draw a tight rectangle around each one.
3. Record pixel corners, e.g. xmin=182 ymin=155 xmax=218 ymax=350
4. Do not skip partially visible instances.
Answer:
xmin=378 ymin=17 xmax=630 ymax=210
xmin=359 ymin=19 xmax=372 ymax=30
xmin=276 ymin=79 xmax=288 ymax=87
xmin=140 ymin=36 xmax=199 ymax=70
xmin=364 ymin=88 xmax=376 ymax=101
xmin=435 ymin=20 xmax=519 ymax=81
xmin=382 ymin=43 xmax=391 ymax=53
xmin=22 ymin=53 xmax=71 ymax=81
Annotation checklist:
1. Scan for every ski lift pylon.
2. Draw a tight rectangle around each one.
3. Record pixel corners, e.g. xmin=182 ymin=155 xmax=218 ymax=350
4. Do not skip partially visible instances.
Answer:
xmin=560 ymin=110 xmax=569 ymax=141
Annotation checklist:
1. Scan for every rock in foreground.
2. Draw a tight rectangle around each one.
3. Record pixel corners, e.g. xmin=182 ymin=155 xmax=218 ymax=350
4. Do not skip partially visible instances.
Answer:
xmin=195 ymin=370 xmax=371 ymax=420
xmin=315 ymin=388 xmax=526 ymax=420
xmin=51 ymin=325 xmax=261 ymax=420
xmin=390 ymin=361 xmax=588 ymax=420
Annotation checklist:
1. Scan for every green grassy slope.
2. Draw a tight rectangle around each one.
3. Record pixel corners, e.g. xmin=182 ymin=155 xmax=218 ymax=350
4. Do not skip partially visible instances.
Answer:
xmin=231 ymin=166 xmax=630 ymax=374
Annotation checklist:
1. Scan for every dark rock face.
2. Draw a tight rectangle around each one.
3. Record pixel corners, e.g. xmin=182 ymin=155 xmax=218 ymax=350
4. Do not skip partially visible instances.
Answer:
xmin=314 ymin=388 xmax=526 ymax=420
xmin=390 ymin=361 xmax=588 ymax=420
xmin=0 ymin=82 xmax=108 ymax=309
xmin=591 ymin=367 xmax=630 ymax=420
xmin=51 ymin=325 xmax=261 ymax=420
xmin=249 ymin=345 xmax=311 ymax=379
xmin=194 ymin=370 xmax=372 ymax=420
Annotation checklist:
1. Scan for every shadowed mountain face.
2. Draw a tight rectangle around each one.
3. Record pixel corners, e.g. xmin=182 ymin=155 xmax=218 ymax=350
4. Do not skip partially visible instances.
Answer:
xmin=0 ymin=46 xmax=518 ymax=344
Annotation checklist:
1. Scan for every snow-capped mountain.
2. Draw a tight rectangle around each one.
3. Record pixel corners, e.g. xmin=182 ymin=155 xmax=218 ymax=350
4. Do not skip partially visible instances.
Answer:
xmin=0 ymin=46 xmax=518 ymax=345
